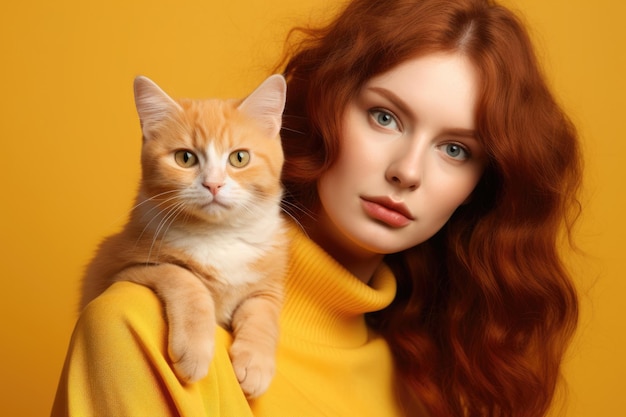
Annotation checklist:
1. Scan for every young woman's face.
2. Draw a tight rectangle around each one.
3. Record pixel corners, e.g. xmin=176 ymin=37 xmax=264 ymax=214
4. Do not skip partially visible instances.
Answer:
xmin=314 ymin=53 xmax=486 ymax=268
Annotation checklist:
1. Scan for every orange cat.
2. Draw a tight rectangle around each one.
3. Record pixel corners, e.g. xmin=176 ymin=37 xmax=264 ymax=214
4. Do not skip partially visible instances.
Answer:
xmin=80 ymin=74 xmax=288 ymax=398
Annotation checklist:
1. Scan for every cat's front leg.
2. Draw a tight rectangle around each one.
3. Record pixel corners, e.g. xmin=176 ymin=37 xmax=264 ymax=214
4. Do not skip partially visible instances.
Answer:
xmin=229 ymin=291 xmax=282 ymax=398
xmin=114 ymin=264 xmax=216 ymax=383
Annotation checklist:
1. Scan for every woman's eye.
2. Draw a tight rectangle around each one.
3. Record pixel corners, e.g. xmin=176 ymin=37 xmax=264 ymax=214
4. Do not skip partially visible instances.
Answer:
xmin=228 ymin=150 xmax=250 ymax=168
xmin=442 ymin=143 xmax=470 ymax=160
xmin=369 ymin=109 xmax=400 ymax=130
xmin=174 ymin=150 xmax=198 ymax=167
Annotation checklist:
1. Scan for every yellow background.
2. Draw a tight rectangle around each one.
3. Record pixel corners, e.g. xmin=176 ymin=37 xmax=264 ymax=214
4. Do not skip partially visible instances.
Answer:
xmin=0 ymin=0 xmax=623 ymax=415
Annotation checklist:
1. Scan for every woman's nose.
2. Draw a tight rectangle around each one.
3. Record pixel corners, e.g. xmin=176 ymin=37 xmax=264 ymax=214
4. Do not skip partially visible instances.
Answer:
xmin=385 ymin=144 xmax=422 ymax=190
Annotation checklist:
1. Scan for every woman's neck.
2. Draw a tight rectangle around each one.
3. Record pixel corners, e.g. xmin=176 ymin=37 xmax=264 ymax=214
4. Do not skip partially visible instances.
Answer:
xmin=301 ymin=217 xmax=384 ymax=285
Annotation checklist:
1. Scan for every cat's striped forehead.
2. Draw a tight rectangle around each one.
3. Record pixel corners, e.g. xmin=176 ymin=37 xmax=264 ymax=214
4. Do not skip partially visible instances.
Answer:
xmin=178 ymin=98 xmax=264 ymax=155
xmin=179 ymin=99 xmax=230 ymax=149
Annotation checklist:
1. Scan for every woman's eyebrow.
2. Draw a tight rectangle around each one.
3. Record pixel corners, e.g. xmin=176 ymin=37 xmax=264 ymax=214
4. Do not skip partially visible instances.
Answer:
xmin=444 ymin=128 xmax=477 ymax=139
xmin=365 ymin=86 xmax=414 ymax=117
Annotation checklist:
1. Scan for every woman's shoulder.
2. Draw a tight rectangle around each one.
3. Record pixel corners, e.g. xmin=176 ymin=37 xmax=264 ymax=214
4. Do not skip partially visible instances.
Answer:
xmin=78 ymin=280 xmax=233 ymax=347
xmin=55 ymin=283 xmax=248 ymax=416
xmin=75 ymin=281 xmax=169 ymax=353
xmin=80 ymin=281 xmax=163 ymax=323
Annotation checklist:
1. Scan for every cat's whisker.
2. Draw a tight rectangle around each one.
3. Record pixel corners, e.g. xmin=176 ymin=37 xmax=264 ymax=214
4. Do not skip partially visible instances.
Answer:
xmin=147 ymin=202 xmax=186 ymax=264
xmin=130 ymin=189 xmax=180 ymax=211
xmin=280 ymin=198 xmax=316 ymax=221
xmin=280 ymin=113 xmax=308 ymax=136
xmin=98 ymin=190 xmax=182 ymax=233
xmin=152 ymin=201 xmax=186 ymax=244
xmin=135 ymin=204 xmax=170 ymax=255
xmin=282 ymin=113 xmax=308 ymax=121
xmin=278 ymin=189 xmax=317 ymax=219
xmin=280 ymin=208 xmax=306 ymax=235
xmin=139 ymin=199 xmax=181 ymax=228
xmin=280 ymin=204 xmax=313 ymax=236
xmin=134 ymin=195 xmax=185 ymax=247
xmin=137 ymin=192 xmax=184 ymax=220
xmin=128 ymin=190 xmax=182 ymax=225
xmin=233 ymin=198 xmax=305 ymax=235
xmin=239 ymin=189 xmax=317 ymax=229
xmin=154 ymin=204 xmax=187 ymax=261
xmin=279 ymin=127 xmax=306 ymax=135
xmin=240 ymin=190 xmax=285 ymax=208
xmin=236 ymin=200 xmax=263 ymax=218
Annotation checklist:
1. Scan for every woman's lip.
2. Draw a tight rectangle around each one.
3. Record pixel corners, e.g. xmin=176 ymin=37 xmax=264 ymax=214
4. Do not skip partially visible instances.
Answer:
xmin=360 ymin=196 xmax=414 ymax=228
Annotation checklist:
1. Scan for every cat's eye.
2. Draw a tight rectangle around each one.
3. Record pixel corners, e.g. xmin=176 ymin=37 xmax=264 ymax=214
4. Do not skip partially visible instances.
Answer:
xmin=174 ymin=150 xmax=198 ymax=168
xmin=229 ymin=150 xmax=250 ymax=168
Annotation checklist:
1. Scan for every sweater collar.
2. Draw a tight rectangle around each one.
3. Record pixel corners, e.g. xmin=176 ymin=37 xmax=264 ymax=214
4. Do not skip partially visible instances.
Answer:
xmin=281 ymin=221 xmax=397 ymax=347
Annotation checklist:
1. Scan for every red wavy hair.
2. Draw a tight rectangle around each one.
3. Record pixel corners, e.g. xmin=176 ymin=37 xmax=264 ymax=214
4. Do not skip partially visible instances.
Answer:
xmin=277 ymin=0 xmax=582 ymax=416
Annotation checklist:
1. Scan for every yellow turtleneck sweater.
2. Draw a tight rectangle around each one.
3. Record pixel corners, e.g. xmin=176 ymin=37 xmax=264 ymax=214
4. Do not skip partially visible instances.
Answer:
xmin=51 ymin=222 xmax=403 ymax=416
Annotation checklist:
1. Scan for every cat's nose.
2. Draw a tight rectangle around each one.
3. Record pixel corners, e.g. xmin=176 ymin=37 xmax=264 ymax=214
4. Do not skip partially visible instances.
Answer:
xmin=203 ymin=182 xmax=224 ymax=196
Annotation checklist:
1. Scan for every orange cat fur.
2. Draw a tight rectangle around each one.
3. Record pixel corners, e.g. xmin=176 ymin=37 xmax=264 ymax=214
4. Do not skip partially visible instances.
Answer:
xmin=80 ymin=74 xmax=288 ymax=398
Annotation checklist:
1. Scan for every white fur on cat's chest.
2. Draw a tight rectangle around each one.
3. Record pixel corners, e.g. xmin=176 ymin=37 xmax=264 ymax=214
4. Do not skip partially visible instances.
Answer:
xmin=164 ymin=217 xmax=281 ymax=287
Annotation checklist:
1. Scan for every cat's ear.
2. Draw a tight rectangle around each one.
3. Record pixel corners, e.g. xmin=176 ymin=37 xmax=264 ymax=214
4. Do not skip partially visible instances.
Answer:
xmin=133 ymin=76 xmax=183 ymax=140
xmin=237 ymin=74 xmax=286 ymax=139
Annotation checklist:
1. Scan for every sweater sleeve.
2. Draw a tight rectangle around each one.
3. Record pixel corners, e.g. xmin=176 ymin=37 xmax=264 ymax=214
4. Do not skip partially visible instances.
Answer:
xmin=51 ymin=281 xmax=253 ymax=417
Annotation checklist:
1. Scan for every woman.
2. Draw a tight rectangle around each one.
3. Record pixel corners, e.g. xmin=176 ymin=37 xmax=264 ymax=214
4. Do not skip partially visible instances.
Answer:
xmin=52 ymin=0 xmax=581 ymax=416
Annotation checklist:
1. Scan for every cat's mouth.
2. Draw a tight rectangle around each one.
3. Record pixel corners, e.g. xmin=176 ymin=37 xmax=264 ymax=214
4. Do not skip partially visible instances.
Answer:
xmin=200 ymin=198 xmax=231 ymax=210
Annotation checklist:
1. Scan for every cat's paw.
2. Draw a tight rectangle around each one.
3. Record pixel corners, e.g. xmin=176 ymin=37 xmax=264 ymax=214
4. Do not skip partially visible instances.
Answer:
xmin=229 ymin=342 xmax=276 ymax=398
xmin=169 ymin=331 xmax=215 ymax=383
